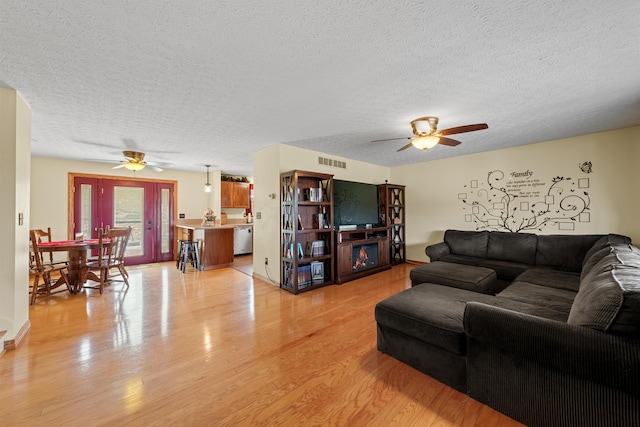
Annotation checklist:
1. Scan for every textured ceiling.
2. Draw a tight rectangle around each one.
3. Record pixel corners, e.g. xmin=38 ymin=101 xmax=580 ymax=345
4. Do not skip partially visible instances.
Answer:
xmin=1 ymin=1 xmax=639 ymax=176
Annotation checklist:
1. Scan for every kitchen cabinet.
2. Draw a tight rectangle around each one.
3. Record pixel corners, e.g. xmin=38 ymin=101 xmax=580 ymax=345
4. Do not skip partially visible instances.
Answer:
xmin=221 ymin=181 xmax=250 ymax=208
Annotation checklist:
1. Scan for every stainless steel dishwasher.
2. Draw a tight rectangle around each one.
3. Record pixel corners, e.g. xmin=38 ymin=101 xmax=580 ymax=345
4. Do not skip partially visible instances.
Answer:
xmin=233 ymin=225 xmax=253 ymax=255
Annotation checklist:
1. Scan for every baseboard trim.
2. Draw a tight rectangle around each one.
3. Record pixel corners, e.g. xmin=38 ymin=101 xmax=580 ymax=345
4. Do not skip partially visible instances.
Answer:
xmin=406 ymin=259 xmax=426 ymax=265
xmin=4 ymin=319 xmax=31 ymax=351
xmin=0 ymin=330 xmax=5 ymax=359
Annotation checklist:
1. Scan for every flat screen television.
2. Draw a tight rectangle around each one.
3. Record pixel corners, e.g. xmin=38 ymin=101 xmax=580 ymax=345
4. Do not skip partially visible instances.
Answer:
xmin=333 ymin=179 xmax=379 ymax=228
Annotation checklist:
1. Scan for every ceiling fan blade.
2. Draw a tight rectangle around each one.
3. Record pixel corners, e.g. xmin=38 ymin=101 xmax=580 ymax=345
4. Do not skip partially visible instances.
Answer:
xmin=84 ymin=158 xmax=119 ymax=164
xmin=437 ymin=123 xmax=488 ymax=136
xmin=112 ymin=164 xmax=125 ymax=169
xmin=372 ymin=137 xmax=412 ymax=143
xmin=146 ymin=161 xmax=174 ymax=168
xmin=437 ymin=136 xmax=462 ymax=147
xmin=148 ymin=165 xmax=164 ymax=172
xmin=396 ymin=142 xmax=414 ymax=152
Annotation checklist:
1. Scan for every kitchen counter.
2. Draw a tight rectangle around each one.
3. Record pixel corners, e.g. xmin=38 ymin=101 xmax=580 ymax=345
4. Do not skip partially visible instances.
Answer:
xmin=177 ymin=223 xmax=240 ymax=230
xmin=176 ymin=224 xmax=239 ymax=270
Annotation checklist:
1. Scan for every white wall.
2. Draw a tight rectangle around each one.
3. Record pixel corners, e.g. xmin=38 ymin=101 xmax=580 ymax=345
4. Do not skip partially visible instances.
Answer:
xmin=391 ymin=126 xmax=640 ymax=262
xmin=252 ymin=144 xmax=390 ymax=283
xmin=0 ymin=89 xmax=31 ymax=342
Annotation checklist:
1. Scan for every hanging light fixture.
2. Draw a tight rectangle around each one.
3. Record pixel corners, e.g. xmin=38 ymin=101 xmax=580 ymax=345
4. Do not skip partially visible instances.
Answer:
xmin=123 ymin=161 xmax=146 ymax=171
xmin=121 ymin=151 xmax=146 ymax=171
xmin=411 ymin=135 xmax=440 ymax=150
xmin=204 ymin=165 xmax=213 ymax=193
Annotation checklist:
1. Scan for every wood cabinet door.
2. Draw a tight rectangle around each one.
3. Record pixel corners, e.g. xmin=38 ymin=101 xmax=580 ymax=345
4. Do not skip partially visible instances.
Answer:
xmin=221 ymin=182 xmax=249 ymax=208
xmin=378 ymin=238 xmax=389 ymax=266
xmin=233 ymin=183 xmax=250 ymax=208
xmin=337 ymin=244 xmax=352 ymax=276
xmin=221 ymin=181 xmax=233 ymax=207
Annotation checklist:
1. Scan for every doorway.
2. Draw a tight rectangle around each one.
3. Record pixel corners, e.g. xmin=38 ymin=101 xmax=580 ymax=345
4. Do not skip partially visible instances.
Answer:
xmin=70 ymin=174 xmax=176 ymax=265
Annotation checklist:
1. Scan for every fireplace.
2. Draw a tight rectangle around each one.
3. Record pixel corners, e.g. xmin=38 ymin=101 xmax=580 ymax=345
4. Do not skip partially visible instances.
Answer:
xmin=352 ymin=242 xmax=379 ymax=272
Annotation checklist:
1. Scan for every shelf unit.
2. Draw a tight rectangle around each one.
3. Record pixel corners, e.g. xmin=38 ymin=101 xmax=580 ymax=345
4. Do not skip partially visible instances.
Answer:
xmin=378 ymin=183 xmax=406 ymax=265
xmin=335 ymin=226 xmax=391 ymax=284
xmin=280 ymin=170 xmax=334 ymax=294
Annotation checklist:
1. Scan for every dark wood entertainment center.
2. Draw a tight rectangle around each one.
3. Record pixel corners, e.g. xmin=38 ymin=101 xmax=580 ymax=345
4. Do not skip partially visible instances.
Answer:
xmin=335 ymin=226 xmax=391 ymax=284
xmin=280 ymin=170 xmax=405 ymax=293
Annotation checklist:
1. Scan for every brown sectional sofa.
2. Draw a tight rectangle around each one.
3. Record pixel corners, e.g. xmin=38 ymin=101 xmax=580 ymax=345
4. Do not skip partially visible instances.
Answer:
xmin=375 ymin=230 xmax=640 ymax=427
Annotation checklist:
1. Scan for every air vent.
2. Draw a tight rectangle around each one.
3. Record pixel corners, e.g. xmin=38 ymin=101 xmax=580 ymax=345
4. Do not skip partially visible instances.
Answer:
xmin=318 ymin=157 xmax=347 ymax=169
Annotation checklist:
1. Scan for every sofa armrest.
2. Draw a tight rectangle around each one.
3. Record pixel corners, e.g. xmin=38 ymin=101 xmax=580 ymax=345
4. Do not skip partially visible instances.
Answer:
xmin=425 ymin=242 xmax=450 ymax=262
xmin=464 ymin=302 xmax=640 ymax=396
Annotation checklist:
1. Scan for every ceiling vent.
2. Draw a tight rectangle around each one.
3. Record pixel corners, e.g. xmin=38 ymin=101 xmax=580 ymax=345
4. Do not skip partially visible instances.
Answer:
xmin=318 ymin=157 xmax=346 ymax=169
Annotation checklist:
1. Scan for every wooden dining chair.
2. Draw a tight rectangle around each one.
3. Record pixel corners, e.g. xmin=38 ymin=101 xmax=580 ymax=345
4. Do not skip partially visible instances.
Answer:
xmin=30 ymin=228 xmax=69 ymax=268
xmin=85 ymin=226 xmax=132 ymax=294
xmin=29 ymin=229 xmax=71 ymax=305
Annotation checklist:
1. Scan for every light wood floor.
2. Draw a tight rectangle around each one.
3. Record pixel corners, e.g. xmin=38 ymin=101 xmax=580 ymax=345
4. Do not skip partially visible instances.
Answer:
xmin=1 ymin=260 xmax=523 ymax=426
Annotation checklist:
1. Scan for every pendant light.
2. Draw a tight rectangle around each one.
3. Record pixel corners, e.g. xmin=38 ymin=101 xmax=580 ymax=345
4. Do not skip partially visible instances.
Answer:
xmin=204 ymin=165 xmax=213 ymax=193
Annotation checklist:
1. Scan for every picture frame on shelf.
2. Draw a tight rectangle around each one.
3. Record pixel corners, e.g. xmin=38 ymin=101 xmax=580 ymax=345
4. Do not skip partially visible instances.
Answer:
xmin=311 ymin=261 xmax=324 ymax=283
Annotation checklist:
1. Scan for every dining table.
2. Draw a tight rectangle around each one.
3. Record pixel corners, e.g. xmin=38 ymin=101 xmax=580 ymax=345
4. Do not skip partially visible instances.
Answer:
xmin=37 ymin=239 xmax=109 ymax=294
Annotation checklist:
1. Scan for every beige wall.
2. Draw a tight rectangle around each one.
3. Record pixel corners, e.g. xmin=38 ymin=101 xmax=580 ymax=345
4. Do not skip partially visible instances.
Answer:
xmin=252 ymin=144 xmax=390 ymax=283
xmin=30 ymin=158 xmax=223 ymax=241
xmin=391 ymin=126 xmax=640 ymax=262
xmin=0 ymin=89 xmax=31 ymax=342
xmin=17 ymin=125 xmax=640 ymax=319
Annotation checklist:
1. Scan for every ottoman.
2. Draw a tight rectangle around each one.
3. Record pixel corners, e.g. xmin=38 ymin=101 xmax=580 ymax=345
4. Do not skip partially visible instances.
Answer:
xmin=375 ymin=283 xmax=497 ymax=391
xmin=410 ymin=261 xmax=498 ymax=294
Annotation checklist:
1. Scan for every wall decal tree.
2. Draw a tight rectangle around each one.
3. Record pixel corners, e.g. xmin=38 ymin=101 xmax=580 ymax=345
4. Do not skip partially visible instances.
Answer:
xmin=460 ymin=170 xmax=590 ymax=232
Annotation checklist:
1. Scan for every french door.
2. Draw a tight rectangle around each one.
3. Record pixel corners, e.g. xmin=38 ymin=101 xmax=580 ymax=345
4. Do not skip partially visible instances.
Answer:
xmin=73 ymin=176 xmax=175 ymax=265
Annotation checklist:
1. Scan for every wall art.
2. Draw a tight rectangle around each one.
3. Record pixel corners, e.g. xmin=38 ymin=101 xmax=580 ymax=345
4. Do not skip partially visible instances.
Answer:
xmin=459 ymin=169 xmax=591 ymax=233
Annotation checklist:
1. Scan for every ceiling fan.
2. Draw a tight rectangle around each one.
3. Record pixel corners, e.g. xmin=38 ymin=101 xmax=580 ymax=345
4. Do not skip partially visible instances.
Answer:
xmin=373 ymin=117 xmax=488 ymax=152
xmin=111 ymin=151 xmax=172 ymax=172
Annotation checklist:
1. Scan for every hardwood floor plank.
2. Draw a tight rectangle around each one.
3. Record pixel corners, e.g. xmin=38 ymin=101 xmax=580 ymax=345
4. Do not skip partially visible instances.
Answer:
xmin=0 ymin=261 xmax=523 ymax=426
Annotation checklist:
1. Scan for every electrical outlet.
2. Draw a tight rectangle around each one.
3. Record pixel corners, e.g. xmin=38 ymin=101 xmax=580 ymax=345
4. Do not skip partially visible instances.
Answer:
xmin=264 ymin=257 xmax=268 ymax=265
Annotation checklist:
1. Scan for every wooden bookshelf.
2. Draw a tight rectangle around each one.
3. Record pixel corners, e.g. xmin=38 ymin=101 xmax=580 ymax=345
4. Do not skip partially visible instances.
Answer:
xmin=378 ymin=183 xmax=406 ymax=265
xmin=280 ymin=170 xmax=334 ymax=294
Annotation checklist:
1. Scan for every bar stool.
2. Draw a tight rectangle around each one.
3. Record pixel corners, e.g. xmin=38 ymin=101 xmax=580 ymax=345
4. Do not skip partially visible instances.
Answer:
xmin=177 ymin=239 xmax=202 ymax=272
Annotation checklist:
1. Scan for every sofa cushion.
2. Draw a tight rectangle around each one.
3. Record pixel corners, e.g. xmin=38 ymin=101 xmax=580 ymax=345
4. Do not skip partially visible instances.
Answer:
xmin=582 ymin=234 xmax=631 ymax=269
xmin=569 ymin=244 xmax=640 ymax=336
xmin=374 ymin=284 xmax=495 ymax=355
xmin=489 ymin=296 xmax=572 ymax=322
xmin=486 ymin=231 xmax=537 ymax=265
xmin=497 ymin=281 xmax=576 ymax=318
xmin=581 ymin=247 xmax=614 ymax=281
xmin=439 ymin=254 xmax=483 ymax=267
xmin=515 ymin=267 xmax=581 ymax=292
xmin=568 ymin=264 xmax=640 ymax=338
xmin=410 ymin=261 xmax=498 ymax=294
xmin=581 ymin=243 xmax=640 ymax=283
xmin=478 ymin=259 xmax=533 ymax=281
xmin=444 ymin=230 xmax=488 ymax=258
xmin=536 ymin=234 xmax=602 ymax=272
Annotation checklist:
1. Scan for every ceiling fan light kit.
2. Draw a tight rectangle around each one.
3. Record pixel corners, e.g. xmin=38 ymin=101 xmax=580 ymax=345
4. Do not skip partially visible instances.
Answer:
xmin=204 ymin=165 xmax=213 ymax=193
xmin=411 ymin=135 xmax=440 ymax=150
xmin=373 ymin=116 xmax=488 ymax=152
xmin=123 ymin=161 xmax=146 ymax=171
xmin=120 ymin=150 xmax=147 ymax=171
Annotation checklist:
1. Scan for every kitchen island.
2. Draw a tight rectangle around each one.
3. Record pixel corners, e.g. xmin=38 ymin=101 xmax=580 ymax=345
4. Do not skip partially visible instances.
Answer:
xmin=176 ymin=223 xmax=236 ymax=270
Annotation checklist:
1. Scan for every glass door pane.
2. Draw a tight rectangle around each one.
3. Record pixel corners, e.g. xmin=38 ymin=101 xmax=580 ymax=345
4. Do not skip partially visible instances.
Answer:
xmin=80 ymin=184 xmax=93 ymax=239
xmin=113 ymin=186 xmax=145 ymax=257
xmin=160 ymin=188 xmax=170 ymax=254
